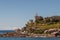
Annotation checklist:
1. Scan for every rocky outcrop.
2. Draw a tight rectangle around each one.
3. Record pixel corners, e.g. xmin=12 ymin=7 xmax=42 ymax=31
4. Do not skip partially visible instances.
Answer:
xmin=0 ymin=29 xmax=29 ymax=37
xmin=44 ymin=28 xmax=60 ymax=37
xmin=0 ymin=32 xmax=30 ymax=37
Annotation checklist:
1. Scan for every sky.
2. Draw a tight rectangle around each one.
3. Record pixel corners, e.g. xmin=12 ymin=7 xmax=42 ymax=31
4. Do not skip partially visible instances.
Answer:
xmin=0 ymin=0 xmax=60 ymax=30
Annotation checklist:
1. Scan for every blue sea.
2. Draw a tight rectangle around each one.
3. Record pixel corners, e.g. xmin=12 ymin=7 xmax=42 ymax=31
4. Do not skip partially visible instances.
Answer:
xmin=0 ymin=30 xmax=14 ymax=34
xmin=0 ymin=30 xmax=60 ymax=40
xmin=0 ymin=37 xmax=60 ymax=40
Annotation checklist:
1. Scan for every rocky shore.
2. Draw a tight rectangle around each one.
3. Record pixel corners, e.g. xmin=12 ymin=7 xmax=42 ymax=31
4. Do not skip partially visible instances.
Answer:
xmin=0 ymin=32 xmax=58 ymax=37
xmin=0 ymin=32 xmax=29 ymax=37
xmin=0 ymin=28 xmax=60 ymax=37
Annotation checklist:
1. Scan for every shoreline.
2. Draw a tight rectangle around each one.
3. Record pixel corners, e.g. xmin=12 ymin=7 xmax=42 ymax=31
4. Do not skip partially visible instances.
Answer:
xmin=0 ymin=32 xmax=58 ymax=38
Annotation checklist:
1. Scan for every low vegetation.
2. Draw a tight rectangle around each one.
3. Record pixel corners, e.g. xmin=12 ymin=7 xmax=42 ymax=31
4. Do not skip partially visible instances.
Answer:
xmin=22 ymin=16 xmax=60 ymax=34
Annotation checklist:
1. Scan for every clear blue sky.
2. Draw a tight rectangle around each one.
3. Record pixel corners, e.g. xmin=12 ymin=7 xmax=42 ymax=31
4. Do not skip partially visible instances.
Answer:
xmin=0 ymin=0 xmax=60 ymax=30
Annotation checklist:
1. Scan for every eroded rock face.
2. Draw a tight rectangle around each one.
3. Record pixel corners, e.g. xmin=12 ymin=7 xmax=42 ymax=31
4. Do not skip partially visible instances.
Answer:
xmin=44 ymin=28 xmax=60 ymax=34
xmin=44 ymin=28 xmax=60 ymax=37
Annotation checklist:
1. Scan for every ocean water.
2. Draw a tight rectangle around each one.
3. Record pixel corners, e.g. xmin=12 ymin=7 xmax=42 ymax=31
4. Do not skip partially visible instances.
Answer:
xmin=0 ymin=30 xmax=60 ymax=40
xmin=0 ymin=37 xmax=60 ymax=40
xmin=0 ymin=30 xmax=14 ymax=34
